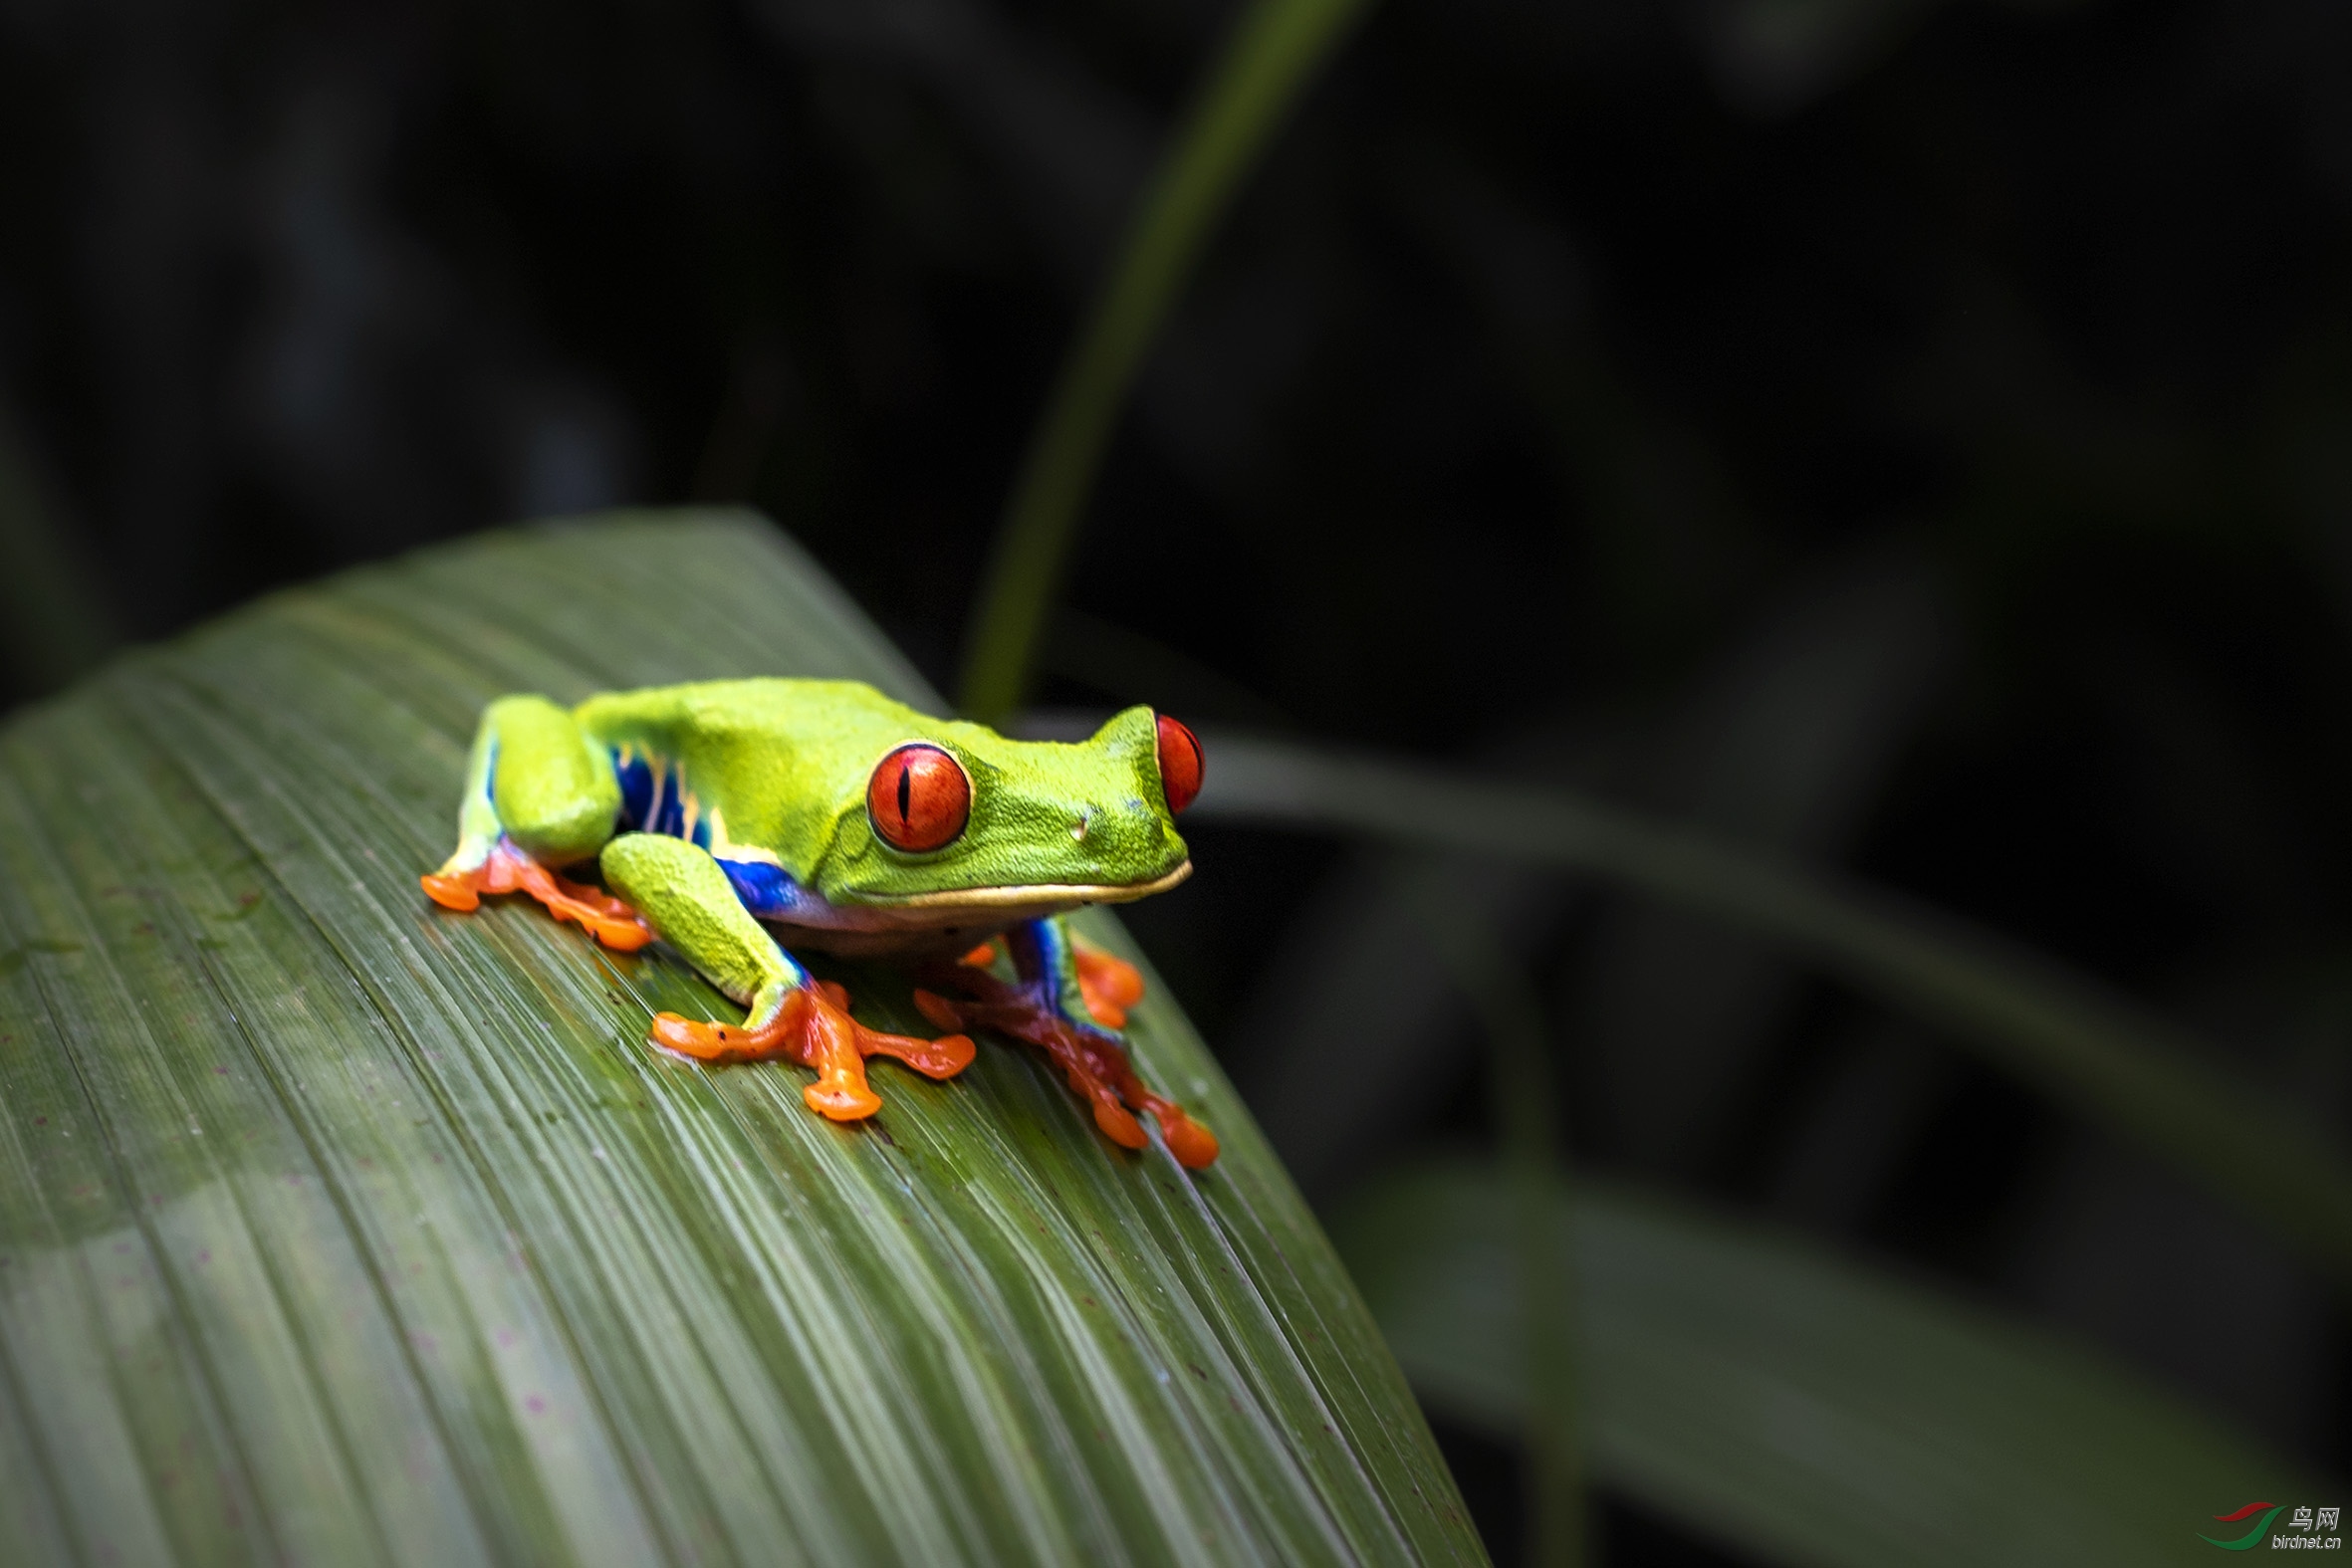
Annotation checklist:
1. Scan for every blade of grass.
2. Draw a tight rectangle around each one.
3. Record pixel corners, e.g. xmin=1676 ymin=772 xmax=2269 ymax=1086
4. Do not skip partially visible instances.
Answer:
xmin=957 ymin=0 xmax=1376 ymax=725
xmin=1192 ymin=732 xmax=2352 ymax=1292
xmin=1330 ymin=1157 xmax=2326 ymax=1568
xmin=1414 ymin=904 xmax=1583 ymax=1567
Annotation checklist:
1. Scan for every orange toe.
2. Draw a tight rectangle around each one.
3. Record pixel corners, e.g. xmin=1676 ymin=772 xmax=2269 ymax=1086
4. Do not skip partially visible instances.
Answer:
xmin=648 ymin=1009 xmax=794 ymax=1063
xmin=1090 ymin=1096 xmax=1148 ymax=1149
xmin=911 ymin=988 xmax=966 ymax=1034
xmin=1146 ymin=1101 xmax=1220 ymax=1169
xmin=503 ymin=851 xmax=654 ymax=951
xmin=420 ymin=871 xmax=481 ymax=912
xmin=1073 ymin=944 xmax=1146 ymax=1029
xmin=859 ymin=1026 xmax=977 ymax=1081
xmin=791 ymin=985 xmax=881 ymax=1121
xmin=804 ymin=1076 xmax=884 ymax=1120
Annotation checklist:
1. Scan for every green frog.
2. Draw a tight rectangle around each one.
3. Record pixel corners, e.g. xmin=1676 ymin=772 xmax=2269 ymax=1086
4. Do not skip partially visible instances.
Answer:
xmin=421 ymin=679 xmax=1215 ymax=1168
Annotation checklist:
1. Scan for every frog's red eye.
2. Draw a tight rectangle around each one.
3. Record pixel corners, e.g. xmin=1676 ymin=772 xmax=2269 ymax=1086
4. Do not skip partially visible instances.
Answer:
xmin=1155 ymin=715 xmax=1203 ymax=815
xmin=868 ymin=744 xmax=970 ymax=852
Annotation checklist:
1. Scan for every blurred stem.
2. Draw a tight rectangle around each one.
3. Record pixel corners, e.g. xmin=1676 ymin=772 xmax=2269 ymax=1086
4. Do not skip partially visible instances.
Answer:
xmin=957 ymin=0 xmax=1375 ymax=725
xmin=1196 ymin=733 xmax=2352 ymax=1293
xmin=0 ymin=405 xmax=120 ymax=695
xmin=1417 ymin=905 xmax=1583 ymax=1568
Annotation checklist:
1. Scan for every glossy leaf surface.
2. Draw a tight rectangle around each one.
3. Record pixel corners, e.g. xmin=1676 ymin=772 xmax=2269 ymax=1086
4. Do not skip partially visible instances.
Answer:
xmin=1332 ymin=1159 xmax=2322 ymax=1568
xmin=0 ymin=510 xmax=1479 ymax=1567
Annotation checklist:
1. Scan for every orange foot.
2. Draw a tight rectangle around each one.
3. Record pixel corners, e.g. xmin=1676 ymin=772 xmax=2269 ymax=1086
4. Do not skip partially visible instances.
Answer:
xmin=1071 ymin=942 xmax=1146 ymax=1029
xmin=421 ymin=839 xmax=654 ymax=952
xmin=649 ymin=981 xmax=976 ymax=1122
xmin=913 ymin=966 xmax=1217 ymax=1169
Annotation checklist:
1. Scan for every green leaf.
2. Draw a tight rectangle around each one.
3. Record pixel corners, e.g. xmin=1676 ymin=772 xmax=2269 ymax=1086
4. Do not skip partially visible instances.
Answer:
xmin=958 ymin=0 xmax=1376 ymax=724
xmin=0 ymin=509 xmax=1482 ymax=1566
xmin=1190 ymin=734 xmax=2352 ymax=1293
xmin=1331 ymin=1158 xmax=2329 ymax=1568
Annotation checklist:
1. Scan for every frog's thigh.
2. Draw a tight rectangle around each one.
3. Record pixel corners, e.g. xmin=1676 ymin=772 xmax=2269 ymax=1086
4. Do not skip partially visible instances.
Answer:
xmin=599 ymin=832 xmax=804 ymax=1008
xmin=487 ymin=695 xmax=621 ymax=866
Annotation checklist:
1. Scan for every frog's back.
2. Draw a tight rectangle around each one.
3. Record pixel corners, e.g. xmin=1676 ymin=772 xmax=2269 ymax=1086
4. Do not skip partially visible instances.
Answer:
xmin=574 ymin=678 xmax=911 ymax=748
xmin=574 ymin=679 xmax=928 ymax=869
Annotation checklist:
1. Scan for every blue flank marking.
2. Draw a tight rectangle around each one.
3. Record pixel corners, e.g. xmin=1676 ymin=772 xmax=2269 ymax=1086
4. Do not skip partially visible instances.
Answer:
xmin=611 ymin=746 xmax=686 ymax=838
xmin=652 ymin=775 xmax=685 ymax=838
xmin=608 ymin=746 xmax=815 ymax=926
xmin=613 ymin=750 xmax=653 ymax=829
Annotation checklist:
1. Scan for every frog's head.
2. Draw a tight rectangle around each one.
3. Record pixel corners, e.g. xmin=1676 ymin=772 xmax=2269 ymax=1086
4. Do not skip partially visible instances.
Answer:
xmin=814 ymin=705 xmax=1198 ymax=916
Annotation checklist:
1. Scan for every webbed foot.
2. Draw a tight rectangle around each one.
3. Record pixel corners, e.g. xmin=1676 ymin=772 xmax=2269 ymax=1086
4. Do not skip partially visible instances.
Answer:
xmin=650 ymin=981 xmax=976 ymax=1122
xmin=913 ymin=965 xmax=1218 ymax=1169
xmin=422 ymin=839 xmax=654 ymax=952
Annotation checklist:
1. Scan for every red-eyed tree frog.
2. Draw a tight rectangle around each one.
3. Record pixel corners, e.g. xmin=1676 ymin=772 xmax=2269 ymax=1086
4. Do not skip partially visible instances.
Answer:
xmin=420 ymin=679 xmax=1217 ymax=1168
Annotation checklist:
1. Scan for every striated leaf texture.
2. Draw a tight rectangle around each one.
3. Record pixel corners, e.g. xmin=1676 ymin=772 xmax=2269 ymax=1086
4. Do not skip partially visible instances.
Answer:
xmin=0 ymin=509 xmax=1481 ymax=1567
xmin=1332 ymin=1158 xmax=2323 ymax=1568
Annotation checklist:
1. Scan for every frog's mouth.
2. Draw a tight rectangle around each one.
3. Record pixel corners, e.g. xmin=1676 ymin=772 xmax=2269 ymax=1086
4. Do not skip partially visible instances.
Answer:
xmin=760 ymin=861 xmax=1192 ymax=954
xmin=856 ymin=859 xmax=1192 ymax=915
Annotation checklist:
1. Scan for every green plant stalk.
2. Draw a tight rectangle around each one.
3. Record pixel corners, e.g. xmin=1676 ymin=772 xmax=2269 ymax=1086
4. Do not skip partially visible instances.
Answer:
xmin=1195 ymin=734 xmax=2352 ymax=1293
xmin=1416 ymin=903 xmax=1583 ymax=1568
xmin=957 ymin=0 xmax=1375 ymax=725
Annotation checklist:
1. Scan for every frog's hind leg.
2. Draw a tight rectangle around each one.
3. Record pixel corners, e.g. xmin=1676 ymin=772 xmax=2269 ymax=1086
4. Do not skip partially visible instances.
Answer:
xmin=915 ymin=918 xmax=1218 ymax=1169
xmin=961 ymin=936 xmax=1146 ymax=1028
xmin=600 ymin=832 xmax=975 ymax=1121
xmin=420 ymin=695 xmax=651 ymax=950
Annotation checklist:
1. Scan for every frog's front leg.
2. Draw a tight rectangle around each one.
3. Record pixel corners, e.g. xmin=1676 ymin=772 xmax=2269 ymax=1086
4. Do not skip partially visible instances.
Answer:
xmin=419 ymin=694 xmax=653 ymax=950
xmin=915 ymin=918 xmax=1218 ymax=1169
xmin=598 ymin=833 xmax=976 ymax=1121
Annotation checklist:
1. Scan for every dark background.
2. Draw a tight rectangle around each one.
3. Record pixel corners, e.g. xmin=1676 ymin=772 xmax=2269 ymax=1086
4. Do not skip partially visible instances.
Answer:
xmin=4 ymin=0 xmax=2349 ymax=1558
